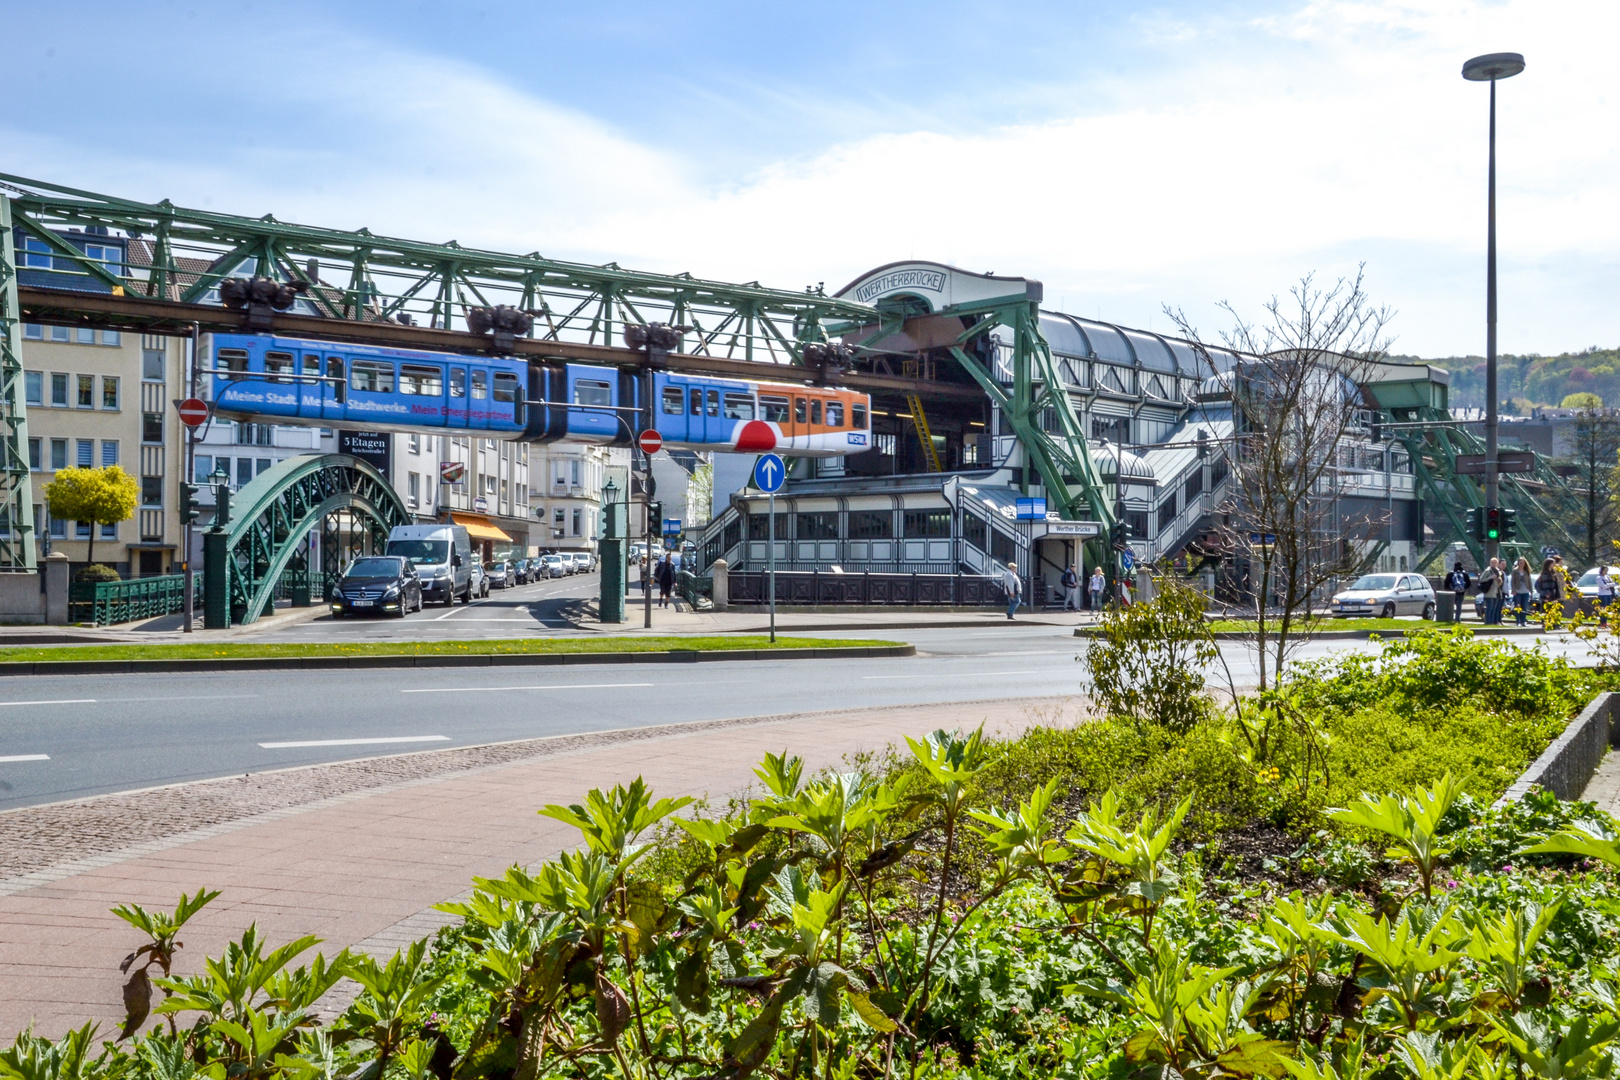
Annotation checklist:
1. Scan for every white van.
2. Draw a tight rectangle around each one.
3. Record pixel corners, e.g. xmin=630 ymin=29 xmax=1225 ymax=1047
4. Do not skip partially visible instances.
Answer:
xmin=385 ymin=524 xmax=472 ymax=606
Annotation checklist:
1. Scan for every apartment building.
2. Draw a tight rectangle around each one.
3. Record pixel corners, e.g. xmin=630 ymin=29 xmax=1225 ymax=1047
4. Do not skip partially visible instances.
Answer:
xmin=433 ymin=435 xmax=531 ymax=561
xmin=20 ymin=324 xmax=185 ymax=576
xmin=529 ymin=443 xmax=612 ymax=555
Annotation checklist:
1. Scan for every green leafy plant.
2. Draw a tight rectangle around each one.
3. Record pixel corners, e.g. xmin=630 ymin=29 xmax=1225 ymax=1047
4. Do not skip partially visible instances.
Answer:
xmin=1326 ymin=772 xmax=1464 ymax=898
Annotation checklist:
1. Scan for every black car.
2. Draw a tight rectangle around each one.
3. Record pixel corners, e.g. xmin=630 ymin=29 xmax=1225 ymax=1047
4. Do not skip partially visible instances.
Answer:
xmin=330 ymin=556 xmax=423 ymax=617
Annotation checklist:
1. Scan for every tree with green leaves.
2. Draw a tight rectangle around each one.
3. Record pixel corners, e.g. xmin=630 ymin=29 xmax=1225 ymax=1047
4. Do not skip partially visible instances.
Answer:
xmin=42 ymin=465 xmax=138 ymax=567
xmin=1565 ymin=407 xmax=1620 ymax=565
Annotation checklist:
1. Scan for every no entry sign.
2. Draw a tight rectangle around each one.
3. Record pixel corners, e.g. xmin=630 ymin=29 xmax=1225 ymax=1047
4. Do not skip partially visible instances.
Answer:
xmin=638 ymin=429 xmax=663 ymax=456
xmin=177 ymin=398 xmax=209 ymax=428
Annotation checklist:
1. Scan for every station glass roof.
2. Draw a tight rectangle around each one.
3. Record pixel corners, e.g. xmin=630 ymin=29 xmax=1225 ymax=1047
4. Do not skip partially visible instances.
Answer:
xmin=1037 ymin=311 xmax=1239 ymax=378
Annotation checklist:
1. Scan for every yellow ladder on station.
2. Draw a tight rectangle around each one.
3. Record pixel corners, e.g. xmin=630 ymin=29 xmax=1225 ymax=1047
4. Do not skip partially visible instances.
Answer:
xmin=906 ymin=394 xmax=944 ymax=473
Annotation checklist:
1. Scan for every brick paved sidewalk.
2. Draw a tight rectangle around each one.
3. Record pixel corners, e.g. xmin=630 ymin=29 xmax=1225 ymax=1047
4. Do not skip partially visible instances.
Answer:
xmin=0 ymin=696 xmax=1078 ymax=1040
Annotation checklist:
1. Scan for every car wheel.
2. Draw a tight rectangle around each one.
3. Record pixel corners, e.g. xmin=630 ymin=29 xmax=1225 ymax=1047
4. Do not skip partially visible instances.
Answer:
xmin=1380 ymin=602 xmax=1396 ymax=619
xmin=1422 ymin=601 xmax=1436 ymax=620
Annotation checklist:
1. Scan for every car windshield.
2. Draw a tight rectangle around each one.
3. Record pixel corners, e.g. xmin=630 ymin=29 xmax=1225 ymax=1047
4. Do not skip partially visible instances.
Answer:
xmin=1579 ymin=570 xmax=1602 ymax=586
xmin=345 ymin=557 xmax=404 ymax=579
xmin=386 ymin=539 xmax=450 ymax=566
xmin=1348 ymin=575 xmax=1399 ymax=591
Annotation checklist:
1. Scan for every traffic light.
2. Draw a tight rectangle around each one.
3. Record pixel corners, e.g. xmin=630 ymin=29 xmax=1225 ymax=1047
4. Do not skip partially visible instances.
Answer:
xmin=180 ymin=483 xmax=201 ymax=525
xmin=1484 ymin=507 xmax=1503 ymax=542
xmin=1109 ymin=522 xmax=1130 ymax=549
xmin=1465 ymin=506 xmax=1483 ymax=541
xmin=1500 ymin=507 xmax=1519 ymax=542
xmin=646 ymin=501 xmax=662 ymax=535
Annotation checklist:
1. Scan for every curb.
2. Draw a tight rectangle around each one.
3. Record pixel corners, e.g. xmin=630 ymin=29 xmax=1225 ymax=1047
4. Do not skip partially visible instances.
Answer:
xmin=1074 ymin=626 xmax=1558 ymax=640
xmin=1497 ymin=691 xmax=1618 ymax=806
xmin=0 ymin=643 xmax=915 ymax=677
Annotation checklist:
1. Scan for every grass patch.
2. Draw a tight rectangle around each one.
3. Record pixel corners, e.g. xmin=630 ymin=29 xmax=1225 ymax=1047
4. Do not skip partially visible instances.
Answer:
xmin=0 ymin=634 xmax=902 ymax=664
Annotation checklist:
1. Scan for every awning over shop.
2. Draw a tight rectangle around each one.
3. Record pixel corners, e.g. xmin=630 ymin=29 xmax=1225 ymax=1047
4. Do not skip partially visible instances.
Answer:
xmin=449 ymin=513 xmax=513 ymax=543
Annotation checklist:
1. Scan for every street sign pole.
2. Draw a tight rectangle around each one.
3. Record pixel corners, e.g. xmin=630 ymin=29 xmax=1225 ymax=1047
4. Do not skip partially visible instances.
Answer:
xmin=639 ymin=427 xmax=660 ymax=629
xmin=181 ymin=330 xmax=203 ymax=633
xmin=768 ymin=490 xmax=776 ymax=644
xmin=752 ymin=453 xmax=786 ymax=644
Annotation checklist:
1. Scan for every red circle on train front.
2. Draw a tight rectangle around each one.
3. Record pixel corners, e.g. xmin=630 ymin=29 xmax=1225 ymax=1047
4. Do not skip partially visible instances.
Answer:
xmin=638 ymin=429 xmax=663 ymax=455
xmin=735 ymin=420 xmax=776 ymax=451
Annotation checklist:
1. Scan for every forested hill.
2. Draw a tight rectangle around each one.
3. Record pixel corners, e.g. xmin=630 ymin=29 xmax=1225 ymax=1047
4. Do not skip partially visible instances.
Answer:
xmin=1393 ymin=346 xmax=1620 ymax=411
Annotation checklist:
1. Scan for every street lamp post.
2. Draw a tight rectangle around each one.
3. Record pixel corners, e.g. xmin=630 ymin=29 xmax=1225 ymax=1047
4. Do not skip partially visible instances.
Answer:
xmin=1462 ymin=50 xmax=1525 ymax=562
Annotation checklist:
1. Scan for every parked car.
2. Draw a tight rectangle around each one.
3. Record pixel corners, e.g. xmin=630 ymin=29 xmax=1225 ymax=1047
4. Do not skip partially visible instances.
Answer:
xmin=486 ymin=561 xmax=514 ymax=589
xmin=569 ymin=552 xmax=592 ymax=574
xmin=579 ymin=549 xmax=599 ymax=571
xmin=330 ymin=556 xmax=423 ymax=618
xmin=541 ymin=553 xmax=568 ymax=578
xmin=513 ymin=558 xmax=535 ymax=585
xmin=469 ymin=561 xmax=490 ymax=598
xmin=1331 ymin=572 xmax=1436 ymax=619
xmin=385 ymin=523 xmax=472 ymax=606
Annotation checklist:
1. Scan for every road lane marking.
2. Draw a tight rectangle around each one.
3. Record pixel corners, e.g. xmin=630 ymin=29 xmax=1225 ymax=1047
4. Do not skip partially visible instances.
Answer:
xmin=401 ymin=683 xmax=654 ymax=693
xmin=0 ymin=699 xmax=96 ymax=707
xmin=863 ymin=669 xmax=1044 ymax=680
xmin=0 ymin=754 xmax=50 ymax=762
xmin=104 ymin=694 xmax=260 ymax=703
xmin=258 ymin=735 xmax=451 ymax=749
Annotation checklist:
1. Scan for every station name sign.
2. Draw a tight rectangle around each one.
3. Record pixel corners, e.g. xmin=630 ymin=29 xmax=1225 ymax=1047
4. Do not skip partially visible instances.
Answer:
xmin=853 ymin=268 xmax=948 ymax=305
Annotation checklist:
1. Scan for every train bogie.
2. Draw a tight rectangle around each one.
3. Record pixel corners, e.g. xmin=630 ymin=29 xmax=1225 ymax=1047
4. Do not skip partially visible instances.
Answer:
xmin=202 ymin=333 xmax=871 ymax=459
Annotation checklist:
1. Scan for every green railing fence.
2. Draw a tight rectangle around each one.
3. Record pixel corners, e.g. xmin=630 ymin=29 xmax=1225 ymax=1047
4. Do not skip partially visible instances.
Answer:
xmin=68 ymin=574 xmax=202 ymax=626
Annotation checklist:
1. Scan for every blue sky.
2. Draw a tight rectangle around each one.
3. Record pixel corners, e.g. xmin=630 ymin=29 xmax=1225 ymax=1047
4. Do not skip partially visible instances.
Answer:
xmin=5 ymin=0 xmax=1615 ymax=356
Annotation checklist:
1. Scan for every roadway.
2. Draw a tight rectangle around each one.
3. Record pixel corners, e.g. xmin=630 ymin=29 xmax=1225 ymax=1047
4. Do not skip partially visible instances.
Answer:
xmin=0 ymin=609 xmax=1593 ymax=810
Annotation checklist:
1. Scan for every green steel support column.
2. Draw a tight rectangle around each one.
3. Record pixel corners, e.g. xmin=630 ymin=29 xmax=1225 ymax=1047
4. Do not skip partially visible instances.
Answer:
xmin=203 ymin=528 xmax=230 ymax=629
xmin=0 ymin=197 xmax=37 ymax=570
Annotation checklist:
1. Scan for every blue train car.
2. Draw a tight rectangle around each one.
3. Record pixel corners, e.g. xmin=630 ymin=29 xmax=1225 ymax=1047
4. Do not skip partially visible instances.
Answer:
xmin=202 ymin=332 xmax=870 ymax=457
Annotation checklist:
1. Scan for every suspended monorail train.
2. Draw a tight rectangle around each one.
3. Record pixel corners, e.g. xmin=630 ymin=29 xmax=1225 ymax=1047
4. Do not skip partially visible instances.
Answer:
xmin=201 ymin=332 xmax=871 ymax=457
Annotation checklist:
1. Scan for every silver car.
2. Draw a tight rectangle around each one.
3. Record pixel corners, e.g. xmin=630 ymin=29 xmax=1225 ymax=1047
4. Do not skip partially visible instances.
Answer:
xmin=1332 ymin=572 xmax=1436 ymax=619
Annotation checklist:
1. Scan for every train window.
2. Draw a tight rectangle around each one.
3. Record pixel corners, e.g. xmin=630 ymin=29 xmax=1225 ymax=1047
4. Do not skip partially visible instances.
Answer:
xmin=853 ymin=402 xmax=867 ymax=428
xmin=661 ymin=387 xmax=684 ymax=415
xmin=759 ymin=395 xmax=789 ymax=423
xmin=689 ymin=388 xmax=702 ymax=415
xmin=723 ymin=392 xmax=754 ymax=420
xmin=401 ymin=364 xmax=444 ymax=396
xmin=706 ymin=389 xmax=719 ymax=416
xmin=303 ymin=355 xmax=321 ymax=382
xmin=826 ymin=401 xmax=844 ymax=427
xmin=350 ymin=360 xmax=395 ymax=393
xmin=217 ymin=348 xmax=249 ymax=379
xmin=471 ymin=370 xmax=488 ymax=400
xmin=575 ymin=380 xmax=612 ymax=407
xmin=327 ymin=357 xmax=345 ymax=402
xmin=449 ymin=368 xmax=466 ymax=398
xmin=493 ymin=372 xmax=518 ymax=403
xmin=264 ymin=351 xmax=295 ymax=383
xmin=794 ymin=398 xmax=807 ymax=423
xmin=810 ymin=400 xmax=822 ymax=425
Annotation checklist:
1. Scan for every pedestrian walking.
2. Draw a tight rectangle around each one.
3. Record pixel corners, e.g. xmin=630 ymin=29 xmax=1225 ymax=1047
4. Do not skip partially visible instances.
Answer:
xmin=654 ymin=553 xmax=676 ymax=608
xmin=1060 ymin=564 xmax=1081 ymax=612
xmin=1510 ymin=556 xmax=1533 ymax=626
xmin=1599 ymin=564 xmax=1616 ymax=621
xmin=1088 ymin=566 xmax=1105 ymax=612
xmin=1478 ymin=558 xmax=1504 ymax=625
xmin=1444 ymin=561 xmax=1471 ymax=623
xmin=637 ymin=553 xmax=648 ymax=594
xmin=1003 ymin=562 xmax=1023 ymax=620
xmin=1535 ymin=557 xmax=1561 ymax=617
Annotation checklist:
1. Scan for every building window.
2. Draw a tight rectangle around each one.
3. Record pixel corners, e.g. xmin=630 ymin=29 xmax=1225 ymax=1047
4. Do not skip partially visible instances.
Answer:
xmin=484 ymin=475 xmax=496 ymax=496
xmin=849 ymin=511 xmax=893 ymax=539
xmin=50 ymin=372 xmax=68 ymax=406
xmin=570 ymin=459 xmax=581 ymax=486
xmin=101 ymin=441 xmax=119 ymax=467
xmin=141 ymin=476 xmax=162 ymax=506
xmin=903 ymin=509 xmax=951 ymax=538
xmin=553 ymin=508 xmax=565 ymax=534
xmin=49 ymin=439 xmax=67 ymax=471
xmin=572 ymin=507 xmax=582 ymax=536
xmin=50 ymin=325 xmax=69 ymax=343
xmin=77 ymin=439 xmax=93 ymax=468
xmin=237 ymin=458 xmax=253 ymax=487
xmin=797 ymin=512 xmax=838 ymax=540
xmin=24 ymin=371 xmax=42 ymax=406
xmin=101 ymin=376 xmax=119 ymax=409
xmin=27 ymin=438 xmax=40 ymax=471
xmin=23 ymin=324 xmax=42 ymax=340
xmin=49 ymin=515 xmax=66 ymax=539
xmin=101 ymin=330 xmax=120 ymax=346
xmin=101 ymin=522 xmax=117 ymax=540
xmin=256 ymin=458 xmax=271 ymax=476
xmin=195 ymin=455 xmax=212 ymax=482
xmin=408 ymin=434 xmax=419 ymax=454
xmin=76 ymin=520 xmax=91 ymax=539
xmin=142 ymin=412 xmax=163 ymax=443
xmin=76 ymin=375 xmax=94 ymax=408
xmin=142 ymin=349 xmax=165 ymax=381
xmin=76 ymin=327 xmax=95 ymax=345
xmin=408 ymin=472 xmax=420 ymax=508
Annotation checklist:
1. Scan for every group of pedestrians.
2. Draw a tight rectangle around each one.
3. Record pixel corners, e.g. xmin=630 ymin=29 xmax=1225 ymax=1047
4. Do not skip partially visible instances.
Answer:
xmin=1002 ymin=561 xmax=1124 ymax=620
xmin=1444 ymin=553 xmax=1612 ymax=626
xmin=635 ymin=551 xmax=680 ymax=608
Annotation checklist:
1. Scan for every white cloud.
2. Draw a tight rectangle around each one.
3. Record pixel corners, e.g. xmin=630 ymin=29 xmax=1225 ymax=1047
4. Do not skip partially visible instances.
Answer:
xmin=5 ymin=0 xmax=1613 ymax=355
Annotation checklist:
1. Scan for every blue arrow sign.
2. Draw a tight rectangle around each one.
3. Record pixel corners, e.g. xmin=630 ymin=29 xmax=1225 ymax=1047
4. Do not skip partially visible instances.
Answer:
xmin=753 ymin=453 xmax=786 ymax=493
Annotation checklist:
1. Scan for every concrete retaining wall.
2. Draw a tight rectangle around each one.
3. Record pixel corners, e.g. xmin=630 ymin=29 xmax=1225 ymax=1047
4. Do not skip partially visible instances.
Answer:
xmin=1498 ymin=691 xmax=1618 ymax=805
xmin=0 ymin=555 xmax=69 ymax=626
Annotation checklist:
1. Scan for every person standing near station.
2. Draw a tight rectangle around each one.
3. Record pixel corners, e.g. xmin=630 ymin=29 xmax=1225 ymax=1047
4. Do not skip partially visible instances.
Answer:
xmin=1003 ymin=562 xmax=1023 ymax=620
xmin=637 ymin=552 xmax=648 ymax=594
xmin=1089 ymin=565 xmax=1105 ymax=612
xmin=1535 ymin=557 xmax=1561 ymax=617
xmin=1444 ymin=561 xmax=1471 ymax=623
xmin=1060 ymin=563 xmax=1081 ymax=612
xmin=1598 ymin=564 xmax=1616 ymax=621
xmin=1478 ymin=557 xmax=1504 ymax=625
xmin=1510 ymin=555 xmax=1533 ymax=626
xmin=655 ymin=552 xmax=676 ymax=608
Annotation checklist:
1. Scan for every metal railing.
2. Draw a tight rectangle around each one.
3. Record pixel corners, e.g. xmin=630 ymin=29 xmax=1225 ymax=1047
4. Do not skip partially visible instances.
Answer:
xmin=727 ymin=570 xmax=1009 ymax=607
xmin=676 ymin=570 xmax=713 ymax=607
xmin=69 ymin=574 xmax=203 ymax=626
